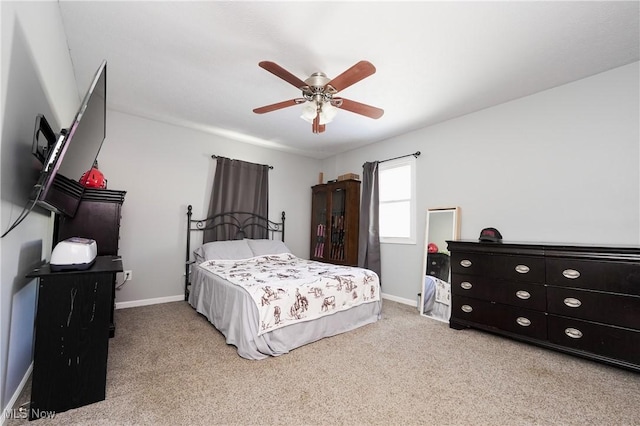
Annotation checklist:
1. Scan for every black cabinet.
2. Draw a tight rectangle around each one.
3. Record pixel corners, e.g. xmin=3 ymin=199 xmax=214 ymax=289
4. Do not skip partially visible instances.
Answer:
xmin=448 ymin=240 xmax=640 ymax=373
xmin=426 ymin=252 xmax=450 ymax=281
xmin=26 ymin=257 xmax=123 ymax=419
xmin=54 ymin=188 xmax=125 ymax=337
xmin=55 ymin=188 xmax=125 ymax=256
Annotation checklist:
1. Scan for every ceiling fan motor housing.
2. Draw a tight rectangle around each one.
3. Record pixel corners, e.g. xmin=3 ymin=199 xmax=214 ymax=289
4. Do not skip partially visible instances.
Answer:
xmin=304 ymin=72 xmax=330 ymax=89
xmin=302 ymin=72 xmax=335 ymax=103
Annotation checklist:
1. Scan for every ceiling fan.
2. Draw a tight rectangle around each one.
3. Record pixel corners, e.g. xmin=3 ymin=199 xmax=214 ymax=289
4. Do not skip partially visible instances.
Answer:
xmin=253 ymin=61 xmax=384 ymax=134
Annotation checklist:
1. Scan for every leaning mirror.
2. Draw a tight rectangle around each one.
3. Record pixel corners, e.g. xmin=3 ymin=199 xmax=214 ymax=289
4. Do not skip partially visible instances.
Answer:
xmin=419 ymin=207 xmax=460 ymax=323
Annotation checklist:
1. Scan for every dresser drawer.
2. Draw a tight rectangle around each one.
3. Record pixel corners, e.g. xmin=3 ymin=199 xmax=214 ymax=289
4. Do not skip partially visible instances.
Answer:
xmin=548 ymin=315 xmax=640 ymax=365
xmin=546 ymin=258 xmax=640 ymax=295
xmin=450 ymin=252 xmax=491 ymax=276
xmin=451 ymin=252 xmax=544 ymax=283
xmin=452 ymin=296 xmax=547 ymax=340
xmin=452 ymin=274 xmax=546 ymax=311
xmin=547 ymin=287 xmax=640 ymax=329
xmin=492 ymin=255 xmax=545 ymax=283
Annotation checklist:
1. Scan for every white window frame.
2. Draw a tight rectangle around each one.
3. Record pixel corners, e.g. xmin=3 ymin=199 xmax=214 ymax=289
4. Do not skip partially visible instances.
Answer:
xmin=378 ymin=156 xmax=417 ymax=245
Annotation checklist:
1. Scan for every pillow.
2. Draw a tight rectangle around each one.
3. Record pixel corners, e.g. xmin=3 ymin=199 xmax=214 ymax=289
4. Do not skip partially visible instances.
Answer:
xmin=193 ymin=239 xmax=254 ymax=263
xmin=246 ymin=239 xmax=291 ymax=256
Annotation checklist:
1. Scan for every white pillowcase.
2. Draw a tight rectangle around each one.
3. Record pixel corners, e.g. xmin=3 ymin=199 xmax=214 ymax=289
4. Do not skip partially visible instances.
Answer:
xmin=246 ymin=239 xmax=291 ymax=256
xmin=193 ymin=239 xmax=254 ymax=263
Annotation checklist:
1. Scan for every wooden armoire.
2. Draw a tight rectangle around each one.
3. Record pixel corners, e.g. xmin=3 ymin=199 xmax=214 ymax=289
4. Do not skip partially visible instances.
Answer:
xmin=310 ymin=179 xmax=360 ymax=266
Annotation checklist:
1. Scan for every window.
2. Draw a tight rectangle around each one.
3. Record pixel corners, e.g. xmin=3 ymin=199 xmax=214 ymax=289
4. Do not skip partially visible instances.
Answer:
xmin=379 ymin=156 xmax=416 ymax=244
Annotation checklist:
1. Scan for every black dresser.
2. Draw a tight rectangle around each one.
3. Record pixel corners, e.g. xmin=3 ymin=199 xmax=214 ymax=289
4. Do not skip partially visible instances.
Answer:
xmin=448 ymin=240 xmax=640 ymax=372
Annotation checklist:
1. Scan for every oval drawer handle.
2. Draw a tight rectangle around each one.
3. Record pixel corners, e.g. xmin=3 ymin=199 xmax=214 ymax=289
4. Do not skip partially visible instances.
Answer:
xmin=461 ymin=304 xmax=473 ymax=313
xmin=565 ymin=328 xmax=583 ymax=339
xmin=516 ymin=317 xmax=531 ymax=327
xmin=515 ymin=264 xmax=530 ymax=274
xmin=516 ymin=290 xmax=531 ymax=300
xmin=460 ymin=259 xmax=472 ymax=268
xmin=460 ymin=281 xmax=473 ymax=290
xmin=563 ymin=297 xmax=582 ymax=308
xmin=562 ymin=269 xmax=581 ymax=279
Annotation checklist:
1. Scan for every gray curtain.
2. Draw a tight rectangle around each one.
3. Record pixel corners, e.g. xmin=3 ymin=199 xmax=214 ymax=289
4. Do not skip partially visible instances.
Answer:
xmin=203 ymin=157 xmax=269 ymax=242
xmin=358 ymin=161 xmax=381 ymax=283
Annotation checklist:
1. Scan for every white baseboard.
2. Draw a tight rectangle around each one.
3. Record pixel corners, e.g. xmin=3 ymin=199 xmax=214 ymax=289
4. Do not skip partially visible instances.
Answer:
xmin=381 ymin=293 xmax=418 ymax=308
xmin=115 ymin=294 xmax=184 ymax=310
xmin=1 ymin=363 xmax=33 ymax=425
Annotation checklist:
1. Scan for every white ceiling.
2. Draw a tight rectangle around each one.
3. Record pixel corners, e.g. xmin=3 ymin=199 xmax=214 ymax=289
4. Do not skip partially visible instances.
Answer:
xmin=58 ymin=1 xmax=639 ymax=159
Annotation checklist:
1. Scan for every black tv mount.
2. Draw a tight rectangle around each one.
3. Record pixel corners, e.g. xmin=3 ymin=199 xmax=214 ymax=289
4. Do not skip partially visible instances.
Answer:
xmin=32 ymin=114 xmax=56 ymax=164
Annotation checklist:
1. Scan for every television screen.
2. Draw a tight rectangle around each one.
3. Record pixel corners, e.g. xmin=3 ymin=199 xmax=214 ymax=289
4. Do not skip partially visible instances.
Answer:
xmin=33 ymin=60 xmax=107 ymax=218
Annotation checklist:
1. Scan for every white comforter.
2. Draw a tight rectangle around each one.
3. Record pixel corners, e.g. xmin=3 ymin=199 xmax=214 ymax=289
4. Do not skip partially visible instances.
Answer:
xmin=199 ymin=253 xmax=380 ymax=335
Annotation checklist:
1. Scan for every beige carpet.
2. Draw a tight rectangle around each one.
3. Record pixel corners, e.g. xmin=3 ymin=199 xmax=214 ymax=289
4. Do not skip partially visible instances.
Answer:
xmin=8 ymin=300 xmax=640 ymax=425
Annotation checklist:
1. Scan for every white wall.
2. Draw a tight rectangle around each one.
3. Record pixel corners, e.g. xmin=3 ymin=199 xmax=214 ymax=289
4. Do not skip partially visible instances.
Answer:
xmin=323 ymin=62 xmax=640 ymax=303
xmin=1 ymin=1 xmax=78 ymax=415
xmin=97 ymin=111 xmax=321 ymax=306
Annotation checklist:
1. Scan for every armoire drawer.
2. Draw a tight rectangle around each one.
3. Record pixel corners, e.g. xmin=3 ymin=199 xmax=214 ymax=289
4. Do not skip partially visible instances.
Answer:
xmin=451 ymin=252 xmax=544 ymax=283
xmin=548 ymin=315 xmax=640 ymax=366
xmin=451 ymin=274 xmax=546 ymax=311
xmin=546 ymin=258 xmax=640 ymax=296
xmin=452 ymin=296 xmax=547 ymax=340
xmin=547 ymin=286 xmax=640 ymax=329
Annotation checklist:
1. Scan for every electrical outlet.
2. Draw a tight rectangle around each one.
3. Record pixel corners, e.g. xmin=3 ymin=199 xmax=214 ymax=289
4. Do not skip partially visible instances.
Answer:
xmin=124 ymin=270 xmax=132 ymax=281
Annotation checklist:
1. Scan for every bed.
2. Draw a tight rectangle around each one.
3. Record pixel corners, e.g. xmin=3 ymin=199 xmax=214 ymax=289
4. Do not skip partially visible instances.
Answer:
xmin=184 ymin=206 xmax=382 ymax=360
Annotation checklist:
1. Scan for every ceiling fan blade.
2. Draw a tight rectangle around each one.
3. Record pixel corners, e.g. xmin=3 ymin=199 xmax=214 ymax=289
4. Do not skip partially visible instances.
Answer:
xmin=311 ymin=115 xmax=326 ymax=134
xmin=335 ymin=98 xmax=384 ymax=119
xmin=325 ymin=61 xmax=376 ymax=93
xmin=259 ymin=61 xmax=307 ymax=89
xmin=253 ymin=98 xmax=305 ymax=114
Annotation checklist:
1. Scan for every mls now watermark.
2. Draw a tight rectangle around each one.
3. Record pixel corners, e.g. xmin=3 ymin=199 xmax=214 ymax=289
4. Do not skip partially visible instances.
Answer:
xmin=4 ymin=407 xmax=56 ymax=420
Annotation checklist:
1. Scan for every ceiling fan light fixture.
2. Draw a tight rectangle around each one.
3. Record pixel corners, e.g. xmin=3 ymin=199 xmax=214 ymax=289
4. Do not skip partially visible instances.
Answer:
xmin=319 ymin=101 xmax=338 ymax=125
xmin=300 ymin=102 xmax=317 ymax=123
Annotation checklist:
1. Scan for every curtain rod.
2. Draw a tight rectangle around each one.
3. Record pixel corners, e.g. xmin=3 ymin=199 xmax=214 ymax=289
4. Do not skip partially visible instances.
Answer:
xmin=211 ymin=155 xmax=274 ymax=170
xmin=363 ymin=151 xmax=421 ymax=167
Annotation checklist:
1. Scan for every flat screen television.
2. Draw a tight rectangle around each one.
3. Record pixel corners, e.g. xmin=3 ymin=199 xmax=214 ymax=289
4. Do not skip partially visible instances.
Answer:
xmin=31 ymin=60 xmax=107 ymax=218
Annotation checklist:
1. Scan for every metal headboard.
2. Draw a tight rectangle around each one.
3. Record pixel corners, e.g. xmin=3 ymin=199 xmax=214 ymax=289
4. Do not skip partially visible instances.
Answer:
xmin=184 ymin=205 xmax=285 ymax=300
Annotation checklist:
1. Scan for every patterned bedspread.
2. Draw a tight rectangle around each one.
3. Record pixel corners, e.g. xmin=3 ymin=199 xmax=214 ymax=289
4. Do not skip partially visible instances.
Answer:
xmin=199 ymin=253 xmax=380 ymax=335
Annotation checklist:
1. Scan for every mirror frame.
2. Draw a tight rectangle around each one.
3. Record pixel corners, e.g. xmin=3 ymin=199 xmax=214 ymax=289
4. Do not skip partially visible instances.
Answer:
xmin=419 ymin=207 xmax=460 ymax=322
